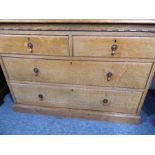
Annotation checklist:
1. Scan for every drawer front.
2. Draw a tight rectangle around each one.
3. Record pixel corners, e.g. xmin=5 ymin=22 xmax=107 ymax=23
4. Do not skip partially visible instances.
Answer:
xmin=11 ymin=83 xmax=143 ymax=114
xmin=4 ymin=57 xmax=152 ymax=89
xmin=0 ymin=35 xmax=69 ymax=56
xmin=73 ymin=36 xmax=155 ymax=58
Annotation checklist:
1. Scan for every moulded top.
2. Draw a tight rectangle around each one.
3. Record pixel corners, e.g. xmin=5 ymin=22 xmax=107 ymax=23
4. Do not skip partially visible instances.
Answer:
xmin=0 ymin=19 xmax=155 ymax=24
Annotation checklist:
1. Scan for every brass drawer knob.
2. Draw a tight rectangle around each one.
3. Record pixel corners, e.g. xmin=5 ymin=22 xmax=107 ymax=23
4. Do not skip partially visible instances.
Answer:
xmin=38 ymin=94 xmax=43 ymax=101
xmin=27 ymin=42 xmax=33 ymax=53
xmin=111 ymin=44 xmax=118 ymax=55
xmin=107 ymin=72 xmax=113 ymax=81
xmin=101 ymin=99 xmax=110 ymax=106
xmin=33 ymin=67 xmax=39 ymax=76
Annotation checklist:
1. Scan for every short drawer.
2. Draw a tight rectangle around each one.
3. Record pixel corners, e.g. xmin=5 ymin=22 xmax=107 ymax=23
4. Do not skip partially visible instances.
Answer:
xmin=11 ymin=83 xmax=143 ymax=114
xmin=3 ymin=57 xmax=152 ymax=89
xmin=73 ymin=36 xmax=155 ymax=58
xmin=0 ymin=35 xmax=69 ymax=56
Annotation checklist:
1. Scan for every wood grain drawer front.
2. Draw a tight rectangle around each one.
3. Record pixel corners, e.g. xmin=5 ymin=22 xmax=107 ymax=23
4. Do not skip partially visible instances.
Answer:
xmin=11 ymin=83 xmax=143 ymax=114
xmin=4 ymin=57 xmax=152 ymax=89
xmin=0 ymin=35 xmax=69 ymax=56
xmin=73 ymin=36 xmax=155 ymax=58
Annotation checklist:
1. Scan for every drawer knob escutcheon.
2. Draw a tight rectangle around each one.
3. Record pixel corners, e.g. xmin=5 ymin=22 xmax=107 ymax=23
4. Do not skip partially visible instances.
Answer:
xmin=38 ymin=94 xmax=43 ymax=101
xmin=111 ymin=44 xmax=118 ymax=55
xmin=107 ymin=72 xmax=113 ymax=81
xmin=27 ymin=42 xmax=33 ymax=53
xmin=33 ymin=67 xmax=39 ymax=76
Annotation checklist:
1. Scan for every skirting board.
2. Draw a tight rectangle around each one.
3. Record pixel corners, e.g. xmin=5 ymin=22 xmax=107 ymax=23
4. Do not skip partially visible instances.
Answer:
xmin=13 ymin=104 xmax=140 ymax=124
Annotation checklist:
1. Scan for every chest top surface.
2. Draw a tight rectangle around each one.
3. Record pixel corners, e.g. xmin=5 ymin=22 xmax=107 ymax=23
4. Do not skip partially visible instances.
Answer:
xmin=0 ymin=19 xmax=155 ymax=24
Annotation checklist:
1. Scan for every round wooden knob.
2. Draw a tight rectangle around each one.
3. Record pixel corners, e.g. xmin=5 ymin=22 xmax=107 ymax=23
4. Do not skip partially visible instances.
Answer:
xmin=102 ymin=99 xmax=109 ymax=106
xmin=38 ymin=94 xmax=43 ymax=101
xmin=33 ymin=68 xmax=39 ymax=76
xmin=103 ymin=98 xmax=108 ymax=103
xmin=27 ymin=42 xmax=33 ymax=52
xmin=28 ymin=42 xmax=33 ymax=48
xmin=111 ymin=44 xmax=118 ymax=55
xmin=107 ymin=72 xmax=113 ymax=81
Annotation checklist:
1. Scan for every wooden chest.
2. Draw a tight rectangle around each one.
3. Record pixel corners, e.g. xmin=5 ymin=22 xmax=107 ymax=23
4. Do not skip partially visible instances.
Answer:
xmin=0 ymin=19 xmax=155 ymax=123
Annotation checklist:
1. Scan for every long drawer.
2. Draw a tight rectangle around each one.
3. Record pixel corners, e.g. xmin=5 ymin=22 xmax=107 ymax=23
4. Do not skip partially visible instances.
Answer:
xmin=73 ymin=36 xmax=155 ymax=58
xmin=11 ymin=83 xmax=143 ymax=114
xmin=3 ymin=57 xmax=152 ymax=89
xmin=0 ymin=35 xmax=69 ymax=56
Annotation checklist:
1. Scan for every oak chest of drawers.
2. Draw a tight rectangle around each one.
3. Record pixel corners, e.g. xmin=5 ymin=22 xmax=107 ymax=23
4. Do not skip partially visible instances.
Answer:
xmin=0 ymin=19 xmax=155 ymax=123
